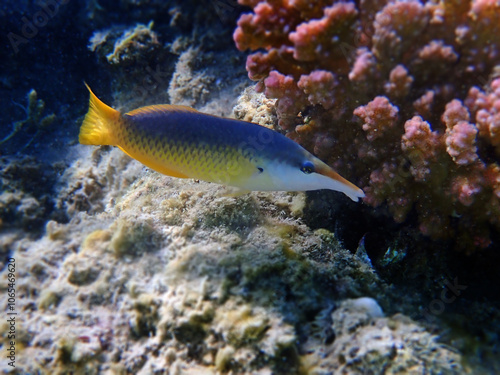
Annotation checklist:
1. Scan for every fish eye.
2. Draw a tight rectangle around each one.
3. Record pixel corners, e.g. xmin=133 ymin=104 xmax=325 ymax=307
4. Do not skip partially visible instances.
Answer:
xmin=300 ymin=161 xmax=315 ymax=174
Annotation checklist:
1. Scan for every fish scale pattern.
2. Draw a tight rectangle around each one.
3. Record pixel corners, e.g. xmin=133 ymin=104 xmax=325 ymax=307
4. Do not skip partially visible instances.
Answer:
xmin=117 ymin=109 xmax=255 ymax=184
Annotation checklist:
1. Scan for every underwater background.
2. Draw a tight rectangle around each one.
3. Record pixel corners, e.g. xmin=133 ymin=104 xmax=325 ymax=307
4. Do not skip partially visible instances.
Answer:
xmin=1 ymin=0 xmax=500 ymax=373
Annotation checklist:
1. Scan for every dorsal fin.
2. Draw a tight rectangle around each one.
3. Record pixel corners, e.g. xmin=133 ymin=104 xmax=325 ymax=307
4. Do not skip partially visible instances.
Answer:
xmin=126 ymin=104 xmax=199 ymax=117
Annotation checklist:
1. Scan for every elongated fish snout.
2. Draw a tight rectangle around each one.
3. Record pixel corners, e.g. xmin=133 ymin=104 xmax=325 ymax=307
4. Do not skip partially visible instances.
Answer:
xmin=314 ymin=162 xmax=365 ymax=202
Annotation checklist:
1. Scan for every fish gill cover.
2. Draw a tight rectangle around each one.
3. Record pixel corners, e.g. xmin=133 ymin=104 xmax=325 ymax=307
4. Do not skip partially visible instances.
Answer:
xmin=0 ymin=0 xmax=499 ymax=374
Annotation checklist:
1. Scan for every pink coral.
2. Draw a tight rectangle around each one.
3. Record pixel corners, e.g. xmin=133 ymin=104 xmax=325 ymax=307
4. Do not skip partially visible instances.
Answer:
xmin=442 ymin=99 xmax=470 ymax=129
xmin=298 ymin=70 xmax=339 ymax=110
xmin=413 ymin=90 xmax=434 ymax=120
xmin=451 ymin=173 xmax=483 ymax=207
xmin=289 ymin=2 xmax=358 ymax=67
xmin=234 ymin=1 xmax=300 ymax=51
xmin=353 ymin=96 xmax=398 ymax=142
xmin=458 ymin=0 xmax=500 ymax=73
xmin=289 ymin=0 xmax=335 ymax=19
xmin=469 ymin=78 xmax=500 ymax=152
xmin=372 ymin=1 xmax=430 ymax=61
xmin=384 ymin=65 xmax=413 ymax=99
xmin=445 ymin=121 xmax=478 ymax=166
xmin=263 ymin=71 xmax=308 ymax=129
xmin=349 ymin=48 xmax=377 ymax=84
xmin=417 ymin=41 xmax=458 ymax=63
xmin=234 ymin=0 xmax=500 ymax=250
xmin=401 ymin=116 xmax=440 ymax=181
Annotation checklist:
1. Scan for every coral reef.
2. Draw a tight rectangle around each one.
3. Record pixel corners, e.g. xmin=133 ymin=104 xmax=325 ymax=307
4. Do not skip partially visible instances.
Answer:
xmin=88 ymin=29 xmax=248 ymax=116
xmin=234 ymin=0 xmax=500 ymax=250
xmin=86 ymin=0 xmax=248 ymax=115
xmin=87 ymin=20 xmax=173 ymax=110
xmin=0 ymin=147 xmax=473 ymax=373
xmin=89 ymin=21 xmax=160 ymax=65
xmin=302 ymin=298 xmax=463 ymax=374
xmin=0 ymin=145 xmax=142 ymax=272
xmin=1 ymin=1 xmax=499 ymax=374
xmin=233 ymin=85 xmax=277 ymax=128
xmin=55 ymin=146 xmax=141 ymax=218
xmin=167 ymin=45 xmax=247 ymax=114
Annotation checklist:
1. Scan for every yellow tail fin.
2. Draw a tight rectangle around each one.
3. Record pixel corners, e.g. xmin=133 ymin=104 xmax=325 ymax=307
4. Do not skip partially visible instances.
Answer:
xmin=79 ymin=83 xmax=120 ymax=145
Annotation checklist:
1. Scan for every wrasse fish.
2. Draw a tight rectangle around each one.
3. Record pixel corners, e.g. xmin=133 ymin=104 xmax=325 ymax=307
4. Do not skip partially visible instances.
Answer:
xmin=79 ymin=85 xmax=365 ymax=201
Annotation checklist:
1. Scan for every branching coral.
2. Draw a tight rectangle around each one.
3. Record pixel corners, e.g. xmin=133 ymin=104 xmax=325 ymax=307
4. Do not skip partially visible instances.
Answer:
xmin=234 ymin=0 xmax=500 ymax=250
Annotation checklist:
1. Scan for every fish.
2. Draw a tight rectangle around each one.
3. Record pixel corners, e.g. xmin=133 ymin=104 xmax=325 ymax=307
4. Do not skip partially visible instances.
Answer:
xmin=79 ymin=84 xmax=365 ymax=201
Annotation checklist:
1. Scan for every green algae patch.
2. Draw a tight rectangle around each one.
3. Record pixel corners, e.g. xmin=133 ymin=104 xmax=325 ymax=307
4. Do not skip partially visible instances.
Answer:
xmin=215 ymin=345 xmax=235 ymax=372
xmin=110 ymin=218 xmax=162 ymax=257
xmin=201 ymin=195 xmax=261 ymax=233
xmin=38 ymin=289 xmax=63 ymax=310
xmin=81 ymin=229 xmax=112 ymax=254
xmin=129 ymin=294 xmax=161 ymax=339
xmin=67 ymin=264 xmax=100 ymax=286
xmin=217 ymin=305 xmax=270 ymax=346
xmin=314 ymin=228 xmax=342 ymax=248
xmin=54 ymin=334 xmax=102 ymax=374
xmin=46 ymin=220 xmax=68 ymax=241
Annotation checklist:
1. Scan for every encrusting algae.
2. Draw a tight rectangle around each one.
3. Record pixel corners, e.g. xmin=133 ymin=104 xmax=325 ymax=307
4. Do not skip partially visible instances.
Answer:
xmin=79 ymin=84 xmax=364 ymax=201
